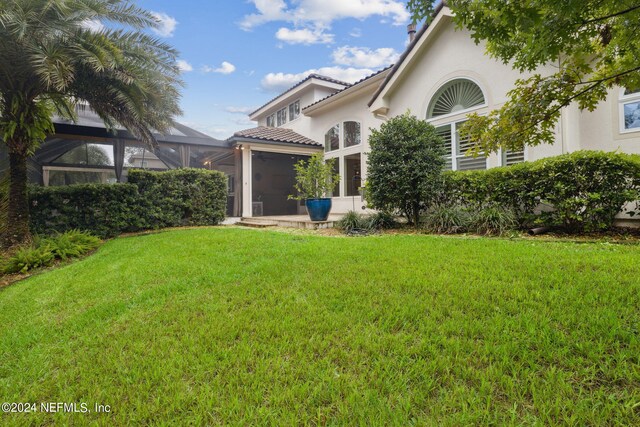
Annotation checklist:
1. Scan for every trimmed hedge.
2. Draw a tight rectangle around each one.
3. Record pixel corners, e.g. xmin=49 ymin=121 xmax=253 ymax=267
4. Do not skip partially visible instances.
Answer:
xmin=128 ymin=168 xmax=227 ymax=228
xmin=29 ymin=168 xmax=227 ymax=238
xmin=441 ymin=151 xmax=640 ymax=232
xmin=30 ymin=183 xmax=144 ymax=238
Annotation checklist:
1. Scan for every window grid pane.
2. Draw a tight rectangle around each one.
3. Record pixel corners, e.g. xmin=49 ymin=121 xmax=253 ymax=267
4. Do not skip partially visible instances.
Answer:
xmin=504 ymin=150 xmax=525 ymax=166
xmin=277 ymin=108 xmax=287 ymax=126
xmin=624 ymin=101 xmax=640 ymax=130
xmin=345 ymin=154 xmax=362 ymax=197
xmin=344 ymin=121 xmax=361 ymax=147
xmin=436 ymin=125 xmax=453 ymax=170
xmin=325 ymin=124 xmax=340 ymax=152
xmin=289 ymin=100 xmax=300 ymax=121
xmin=455 ymin=123 xmax=486 ymax=171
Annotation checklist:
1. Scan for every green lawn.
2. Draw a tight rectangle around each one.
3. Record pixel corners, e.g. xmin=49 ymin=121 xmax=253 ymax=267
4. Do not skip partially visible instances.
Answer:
xmin=1 ymin=228 xmax=639 ymax=425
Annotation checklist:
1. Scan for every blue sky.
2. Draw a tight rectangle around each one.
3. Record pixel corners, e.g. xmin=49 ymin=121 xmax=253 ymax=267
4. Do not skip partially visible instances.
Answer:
xmin=133 ymin=0 xmax=415 ymax=140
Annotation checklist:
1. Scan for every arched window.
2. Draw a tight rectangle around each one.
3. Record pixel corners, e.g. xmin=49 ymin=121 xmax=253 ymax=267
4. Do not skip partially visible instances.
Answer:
xmin=427 ymin=78 xmax=485 ymax=119
xmin=325 ymin=124 xmax=340 ymax=152
xmin=428 ymin=79 xmax=488 ymax=170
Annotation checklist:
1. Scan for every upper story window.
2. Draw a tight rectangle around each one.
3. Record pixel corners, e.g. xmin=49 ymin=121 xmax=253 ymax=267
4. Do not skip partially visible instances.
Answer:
xmin=289 ymin=100 xmax=300 ymax=121
xmin=344 ymin=121 xmax=361 ymax=147
xmin=324 ymin=121 xmax=362 ymax=152
xmin=266 ymin=114 xmax=275 ymax=127
xmin=325 ymin=124 xmax=340 ymax=152
xmin=620 ymin=88 xmax=640 ymax=133
xmin=276 ymin=108 xmax=287 ymax=126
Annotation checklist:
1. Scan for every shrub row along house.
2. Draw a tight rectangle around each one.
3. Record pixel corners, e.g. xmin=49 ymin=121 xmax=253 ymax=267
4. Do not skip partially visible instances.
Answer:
xmin=3 ymin=5 xmax=639 ymax=223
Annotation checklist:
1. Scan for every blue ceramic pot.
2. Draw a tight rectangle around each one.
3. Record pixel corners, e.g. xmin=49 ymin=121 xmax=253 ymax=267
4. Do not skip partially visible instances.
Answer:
xmin=305 ymin=198 xmax=332 ymax=221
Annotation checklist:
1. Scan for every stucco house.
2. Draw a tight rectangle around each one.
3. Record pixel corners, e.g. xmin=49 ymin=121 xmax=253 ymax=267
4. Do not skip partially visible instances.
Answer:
xmin=230 ymin=4 xmax=640 ymax=220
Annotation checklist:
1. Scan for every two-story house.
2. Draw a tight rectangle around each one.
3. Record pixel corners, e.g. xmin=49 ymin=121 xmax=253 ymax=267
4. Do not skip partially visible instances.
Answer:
xmin=231 ymin=4 xmax=640 ymax=221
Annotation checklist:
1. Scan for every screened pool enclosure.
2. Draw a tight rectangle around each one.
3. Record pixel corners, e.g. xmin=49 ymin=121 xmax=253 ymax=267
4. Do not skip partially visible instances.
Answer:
xmin=0 ymin=105 xmax=239 ymax=215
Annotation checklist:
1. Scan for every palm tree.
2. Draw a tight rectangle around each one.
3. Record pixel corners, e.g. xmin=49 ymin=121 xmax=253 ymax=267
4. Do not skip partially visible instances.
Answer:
xmin=0 ymin=0 xmax=183 ymax=247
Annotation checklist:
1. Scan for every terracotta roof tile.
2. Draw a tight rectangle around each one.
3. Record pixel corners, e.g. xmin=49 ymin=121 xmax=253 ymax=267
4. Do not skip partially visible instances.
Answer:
xmin=302 ymin=66 xmax=394 ymax=111
xmin=250 ymin=74 xmax=350 ymax=117
xmin=230 ymin=127 xmax=321 ymax=147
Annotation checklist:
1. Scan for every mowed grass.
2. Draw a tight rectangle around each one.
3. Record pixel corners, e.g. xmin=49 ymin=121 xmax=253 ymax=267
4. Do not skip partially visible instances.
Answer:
xmin=0 ymin=228 xmax=639 ymax=425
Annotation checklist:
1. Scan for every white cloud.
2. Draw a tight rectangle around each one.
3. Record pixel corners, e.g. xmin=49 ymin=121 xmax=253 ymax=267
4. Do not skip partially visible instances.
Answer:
xmin=240 ymin=0 xmax=409 ymax=30
xmin=180 ymin=121 xmax=231 ymax=139
xmin=332 ymin=46 xmax=399 ymax=68
xmin=82 ymin=19 xmax=105 ymax=32
xmin=176 ymin=60 xmax=193 ymax=72
xmin=151 ymin=12 xmax=178 ymax=37
xmin=261 ymin=66 xmax=374 ymax=92
xmin=275 ymin=27 xmax=334 ymax=45
xmin=240 ymin=0 xmax=289 ymax=30
xmin=225 ymin=106 xmax=255 ymax=114
xmin=203 ymin=62 xmax=237 ymax=75
xmin=349 ymin=27 xmax=362 ymax=38
xmin=234 ymin=117 xmax=255 ymax=127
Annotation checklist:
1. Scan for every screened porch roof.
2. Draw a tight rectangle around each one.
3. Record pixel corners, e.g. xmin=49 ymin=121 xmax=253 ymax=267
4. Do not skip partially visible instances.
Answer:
xmin=52 ymin=107 xmax=229 ymax=149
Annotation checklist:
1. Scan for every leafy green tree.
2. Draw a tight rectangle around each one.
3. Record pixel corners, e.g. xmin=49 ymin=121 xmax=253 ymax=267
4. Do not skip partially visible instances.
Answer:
xmin=367 ymin=112 xmax=445 ymax=226
xmin=408 ymin=0 xmax=640 ymax=154
xmin=0 ymin=0 xmax=183 ymax=247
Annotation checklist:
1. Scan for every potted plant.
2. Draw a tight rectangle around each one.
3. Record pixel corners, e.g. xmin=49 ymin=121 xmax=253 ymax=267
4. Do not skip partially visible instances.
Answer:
xmin=289 ymin=153 xmax=340 ymax=221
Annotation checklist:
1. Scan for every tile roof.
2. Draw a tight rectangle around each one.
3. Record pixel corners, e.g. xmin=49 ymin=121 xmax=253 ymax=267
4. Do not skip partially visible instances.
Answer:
xmin=250 ymin=74 xmax=350 ymax=117
xmin=302 ymin=66 xmax=394 ymax=111
xmin=230 ymin=127 xmax=322 ymax=147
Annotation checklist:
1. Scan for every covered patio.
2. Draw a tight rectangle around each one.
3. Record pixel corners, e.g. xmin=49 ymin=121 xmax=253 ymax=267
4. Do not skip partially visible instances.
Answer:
xmin=228 ymin=126 xmax=323 ymax=218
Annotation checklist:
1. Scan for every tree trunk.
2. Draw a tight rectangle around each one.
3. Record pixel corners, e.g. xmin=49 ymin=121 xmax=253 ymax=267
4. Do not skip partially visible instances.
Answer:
xmin=412 ymin=200 xmax=420 ymax=228
xmin=3 ymin=151 xmax=30 ymax=247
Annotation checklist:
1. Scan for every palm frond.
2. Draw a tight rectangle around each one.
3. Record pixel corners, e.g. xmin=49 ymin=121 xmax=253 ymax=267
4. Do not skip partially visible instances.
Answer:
xmin=0 ymin=0 xmax=183 ymax=152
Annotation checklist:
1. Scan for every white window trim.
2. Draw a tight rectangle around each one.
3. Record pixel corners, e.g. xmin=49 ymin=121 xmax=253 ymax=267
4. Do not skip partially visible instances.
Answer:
xmin=322 ymin=120 xmax=364 ymax=198
xmin=499 ymin=147 xmax=527 ymax=167
xmin=619 ymin=88 xmax=640 ymax=134
xmin=427 ymin=104 xmax=488 ymax=124
xmin=288 ymin=99 xmax=301 ymax=122
xmin=276 ymin=107 xmax=287 ymax=127
xmin=323 ymin=120 xmax=364 ymax=153
xmin=343 ymin=120 xmax=362 ymax=148
xmin=266 ymin=114 xmax=275 ymax=127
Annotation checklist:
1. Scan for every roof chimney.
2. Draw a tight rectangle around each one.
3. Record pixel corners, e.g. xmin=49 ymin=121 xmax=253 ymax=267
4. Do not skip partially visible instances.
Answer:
xmin=407 ymin=23 xmax=417 ymax=43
